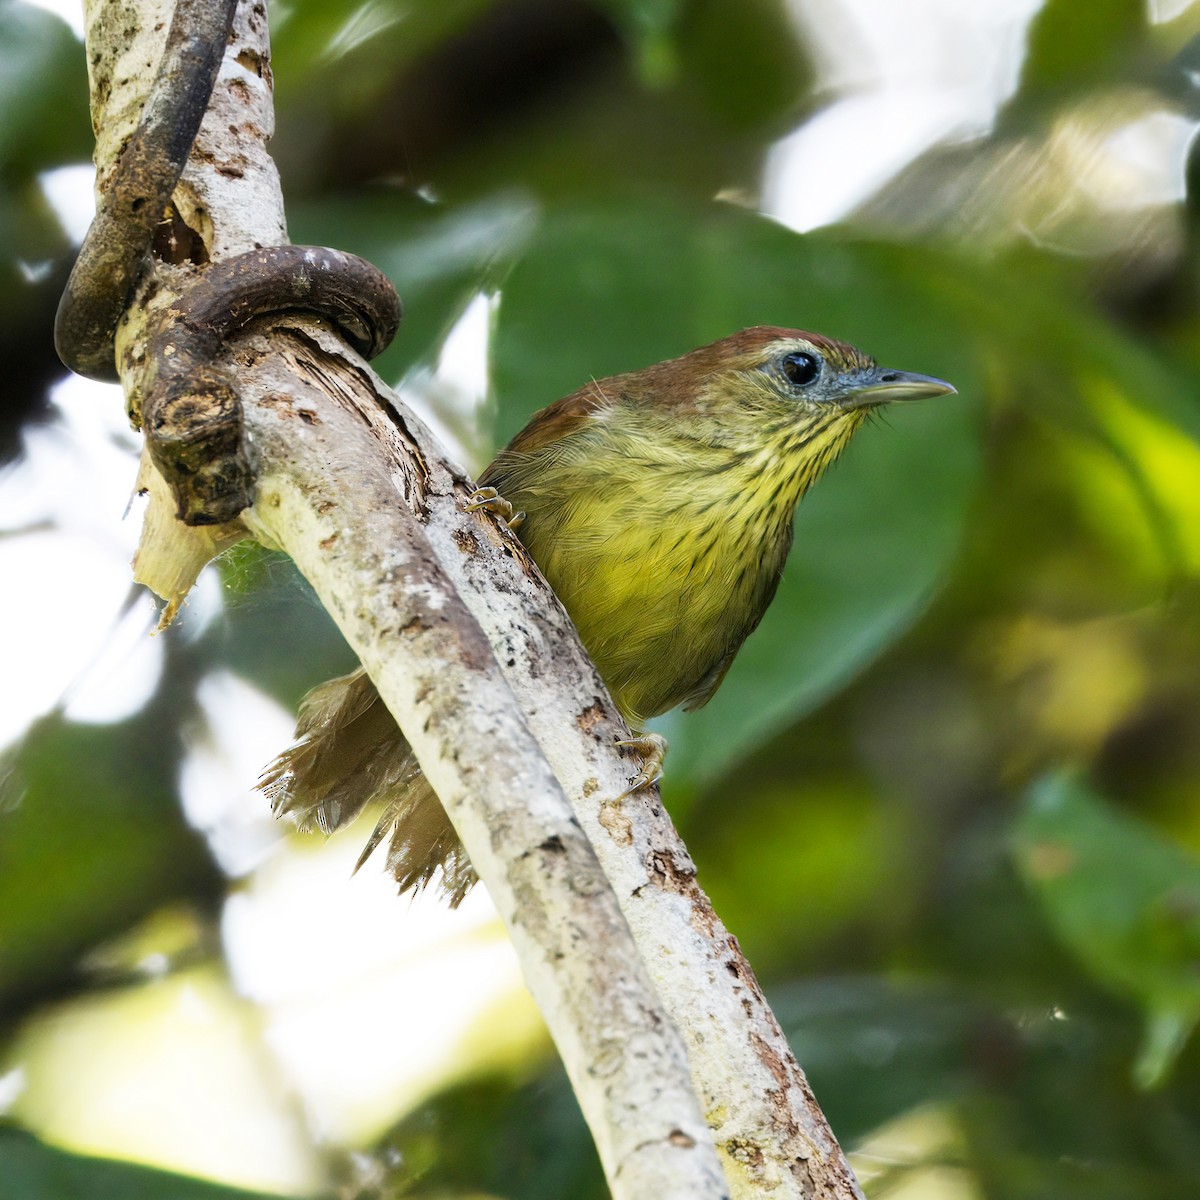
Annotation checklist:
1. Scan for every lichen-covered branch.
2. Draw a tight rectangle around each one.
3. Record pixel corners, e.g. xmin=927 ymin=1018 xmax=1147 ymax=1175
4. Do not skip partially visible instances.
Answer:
xmin=69 ymin=1 xmax=865 ymax=1196
xmin=237 ymin=328 xmax=726 ymax=1198
xmin=75 ymin=2 xmax=725 ymax=1195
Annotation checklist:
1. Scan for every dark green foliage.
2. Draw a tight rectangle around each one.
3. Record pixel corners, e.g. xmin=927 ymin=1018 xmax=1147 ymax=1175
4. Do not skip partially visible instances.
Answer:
xmin=380 ymin=1074 xmax=606 ymax=1199
xmin=6 ymin=0 xmax=1200 ymax=1196
xmin=0 ymin=704 xmax=221 ymax=1014
xmin=1018 ymin=0 xmax=1147 ymax=103
xmin=1016 ymin=772 xmax=1200 ymax=1087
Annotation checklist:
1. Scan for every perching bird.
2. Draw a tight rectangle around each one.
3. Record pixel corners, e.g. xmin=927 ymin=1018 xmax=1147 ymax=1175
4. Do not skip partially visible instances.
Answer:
xmin=260 ymin=326 xmax=954 ymax=902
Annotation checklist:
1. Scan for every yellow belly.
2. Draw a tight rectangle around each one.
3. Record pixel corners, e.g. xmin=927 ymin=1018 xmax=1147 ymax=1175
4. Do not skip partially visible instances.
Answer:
xmin=499 ymin=453 xmax=793 ymax=724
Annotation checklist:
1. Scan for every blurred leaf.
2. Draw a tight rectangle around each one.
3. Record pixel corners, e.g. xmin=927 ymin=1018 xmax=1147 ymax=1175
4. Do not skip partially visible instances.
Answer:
xmin=1014 ymin=0 xmax=1147 ymax=112
xmin=0 ymin=6 xmax=85 ymax=445
xmin=0 ymin=1125 xmax=308 ymax=1200
xmin=0 ymin=182 xmax=69 ymax=455
xmin=689 ymin=778 xmax=901 ymax=974
xmin=676 ymin=0 xmax=810 ymax=129
xmin=0 ymin=4 xmax=90 ymax=172
xmin=492 ymin=198 xmax=981 ymax=784
xmin=271 ymin=0 xmax=492 ymax=116
xmin=207 ymin=545 xmax=358 ymax=709
xmin=874 ymin=245 xmax=1200 ymax=597
xmin=772 ymin=977 xmax=978 ymax=1144
xmin=289 ymin=190 xmax=535 ymax=380
xmin=1015 ymin=771 xmax=1200 ymax=1087
xmin=593 ymin=0 xmax=682 ymax=42
xmin=383 ymin=1070 xmax=604 ymax=1199
xmin=1085 ymin=380 xmax=1200 ymax=577
xmin=0 ymin=710 xmax=219 ymax=1010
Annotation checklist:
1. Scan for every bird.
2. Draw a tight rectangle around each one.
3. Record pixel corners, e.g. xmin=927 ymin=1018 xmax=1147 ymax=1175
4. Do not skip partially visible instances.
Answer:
xmin=259 ymin=326 xmax=955 ymax=902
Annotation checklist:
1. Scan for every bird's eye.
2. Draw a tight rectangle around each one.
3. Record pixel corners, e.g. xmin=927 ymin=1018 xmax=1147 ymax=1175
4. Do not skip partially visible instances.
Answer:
xmin=781 ymin=351 xmax=821 ymax=387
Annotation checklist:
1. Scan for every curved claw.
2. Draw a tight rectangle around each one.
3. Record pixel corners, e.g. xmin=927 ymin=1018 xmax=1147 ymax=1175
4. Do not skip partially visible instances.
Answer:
xmin=615 ymin=732 xmax=668 ymax=799
xmin=465 ymin=486 xmax=525 ymax=530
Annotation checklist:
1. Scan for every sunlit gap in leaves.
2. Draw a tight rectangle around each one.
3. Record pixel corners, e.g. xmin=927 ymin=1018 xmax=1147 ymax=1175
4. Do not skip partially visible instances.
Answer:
xmin=1151 ymin=0 xmax=1200 ymax=21
xmin=39 ymin=164 xmax=95 ymax=247
xmin=851 ymin=1104 xmax=983 ymax=1200
xmin=396 ymin=289 xmax=496 ymax=473
xmin=180 ymin=675 xmax=545 ymax=1150
xmin=178 ymin=670 xmax=294 ymax=878
xmin=0 ymin=375 xmax=169 ymax=748
xmin=3 ymin=962 xmax=325 ymax=1194
xmin=766 ymin=0 xmax=1046 ymax=232
xmin=221 ymin=830 xmax=543 ymax=1146
xmin=768 ymin=0 xmax=1200 ymax=250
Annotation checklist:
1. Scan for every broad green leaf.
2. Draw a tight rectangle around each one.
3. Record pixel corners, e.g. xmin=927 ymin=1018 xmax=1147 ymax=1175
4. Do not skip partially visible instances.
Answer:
xmin=0 ymin=1125 xmax=307 ymax=1200
xmin=1012 ymin=0 xmax=1146 ymax=113
xmin=0 ymin=709 xmax=218 ymax=1008
xmin=674 ymin=0 xmax=811 ymax=128
xmin=491 ymin=199 xmax=981 ymax=784
xmin=0 ymin=4 xmax=90 ymax=172
xmin=1015 ymin=771 xmax=1200 ymax=1087
xmin=381 ymin=1071 xmax=604 ymax=1200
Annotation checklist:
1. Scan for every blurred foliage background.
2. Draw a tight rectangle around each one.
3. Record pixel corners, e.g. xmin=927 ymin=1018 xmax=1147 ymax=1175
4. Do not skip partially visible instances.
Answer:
xmin=4 ymin=0 xmax=1200 ymax=1196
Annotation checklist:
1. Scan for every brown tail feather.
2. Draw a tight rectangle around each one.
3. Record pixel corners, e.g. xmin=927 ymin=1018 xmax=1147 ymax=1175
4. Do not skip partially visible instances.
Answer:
xmin=258 ymin=667 xmax=476 ymax=904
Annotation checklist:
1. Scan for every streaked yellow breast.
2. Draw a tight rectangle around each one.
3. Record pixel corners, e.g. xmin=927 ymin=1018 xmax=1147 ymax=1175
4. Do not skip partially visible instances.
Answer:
xmin=485 ymin=401 xmax=864 ymax=725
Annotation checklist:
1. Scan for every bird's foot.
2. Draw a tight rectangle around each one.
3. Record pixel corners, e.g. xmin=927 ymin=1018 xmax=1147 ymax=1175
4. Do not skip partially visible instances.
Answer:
xmin=615 ymin=732 xmax=668 ymax=799
xmin=465 ymin=486 xmax=525 ymax=531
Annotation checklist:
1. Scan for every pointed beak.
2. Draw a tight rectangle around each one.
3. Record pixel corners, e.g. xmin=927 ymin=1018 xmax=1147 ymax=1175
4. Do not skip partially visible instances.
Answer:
xmin=842 ymin=368 xmax=957 ymax=410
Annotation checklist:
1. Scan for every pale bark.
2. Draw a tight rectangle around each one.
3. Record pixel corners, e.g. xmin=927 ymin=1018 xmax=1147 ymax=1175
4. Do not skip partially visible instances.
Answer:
xmin=78 ymin=0 xmax=865 ymax=1196
xmin=86 ymin=1 xmax=724 ymax=1195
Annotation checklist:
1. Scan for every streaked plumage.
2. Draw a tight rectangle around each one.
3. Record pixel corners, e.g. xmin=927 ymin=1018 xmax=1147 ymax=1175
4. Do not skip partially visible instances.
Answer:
xmin=260 ymin=327 xmax=954 ymax=901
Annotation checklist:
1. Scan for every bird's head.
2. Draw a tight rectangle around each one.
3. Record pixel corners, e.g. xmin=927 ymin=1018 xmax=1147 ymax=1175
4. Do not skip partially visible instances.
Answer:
xmin=494 ymin=325 xmax=955 ymax=496
xmin=596 ymin=325 xmax=957 ymax=502
xmin=657 ymin=326 xmax=956 ymax=426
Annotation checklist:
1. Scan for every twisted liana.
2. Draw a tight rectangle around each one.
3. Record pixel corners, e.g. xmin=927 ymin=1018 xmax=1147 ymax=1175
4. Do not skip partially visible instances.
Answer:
xmin=54 ymin=0 xmax=401 ymax=525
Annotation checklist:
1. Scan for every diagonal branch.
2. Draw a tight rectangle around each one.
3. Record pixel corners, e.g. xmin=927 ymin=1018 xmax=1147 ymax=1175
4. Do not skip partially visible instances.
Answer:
xmin=75 ymin=2 xmax=725 ymax=1195
xmin=66 ymin=1 xmax=865 ymax=1196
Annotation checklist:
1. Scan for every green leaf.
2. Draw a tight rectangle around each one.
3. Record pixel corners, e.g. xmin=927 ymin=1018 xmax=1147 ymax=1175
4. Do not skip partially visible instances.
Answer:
xmin=676 ymin=0 xmax=811 ymax=129
xmin=0 ymin=708 xmax=219 ymax=1009
xmin=1009 ymin=0 xmax=1146 ymax=116
xmin=0 ymin=4 xmax=90 ymax=172
xmin=772 ymin=977 xmax=977 ymax=1143
xmin=0 ymin=1125 xmax=310 ymax=1200
xmin=1015 ymin=771 xmax=1200 ymax=1087
xmin=381 ymin=1070 xmax=604 ymax=1200
xmin=491 ymin=198 xmax=981 ymax=784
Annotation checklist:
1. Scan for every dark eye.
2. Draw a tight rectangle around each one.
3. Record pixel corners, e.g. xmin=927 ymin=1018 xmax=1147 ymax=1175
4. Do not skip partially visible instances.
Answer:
xmin=781 ymin=351 xmax=821 ymax=387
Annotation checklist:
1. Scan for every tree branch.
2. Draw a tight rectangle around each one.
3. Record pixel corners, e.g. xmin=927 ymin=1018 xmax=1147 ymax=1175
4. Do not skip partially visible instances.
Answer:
xmin=70 ymin=1 xmax=865 ymax=1196
xmin=78 ymin=2 xmax=725 ymax=1195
